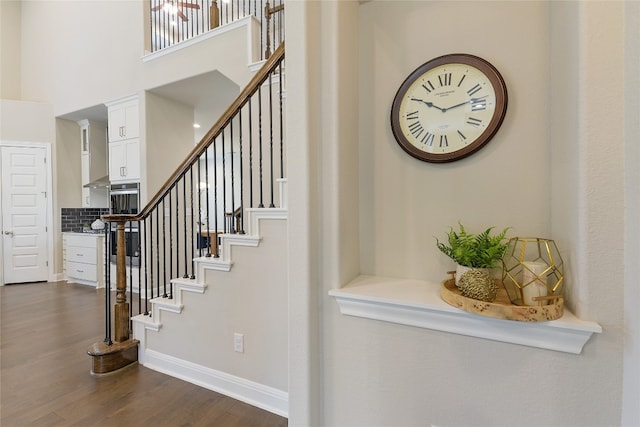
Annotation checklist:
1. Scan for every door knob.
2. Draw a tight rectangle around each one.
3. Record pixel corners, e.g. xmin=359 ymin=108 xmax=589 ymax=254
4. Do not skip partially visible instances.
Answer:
xmin=4 ymin=231 xmax=13 ymax=236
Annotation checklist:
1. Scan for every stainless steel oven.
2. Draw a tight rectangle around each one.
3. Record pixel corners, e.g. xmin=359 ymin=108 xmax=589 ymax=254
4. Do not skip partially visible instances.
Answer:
xmin=109 ymin=226 xmax=140 ymax=266
xmin=110 ymin=182 xmax=139 ymax=215
xmin=109 ymin=182 xmax=140 ymax=266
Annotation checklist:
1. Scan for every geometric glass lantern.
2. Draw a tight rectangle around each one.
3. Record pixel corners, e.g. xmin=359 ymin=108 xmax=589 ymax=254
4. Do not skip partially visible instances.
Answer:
xmin=501 ymin=237 xmax=564 ymax=306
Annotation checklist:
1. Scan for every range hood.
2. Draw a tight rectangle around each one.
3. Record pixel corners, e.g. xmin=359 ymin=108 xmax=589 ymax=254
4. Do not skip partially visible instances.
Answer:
xmin=83 ymin=175 xmax=110 ymax=189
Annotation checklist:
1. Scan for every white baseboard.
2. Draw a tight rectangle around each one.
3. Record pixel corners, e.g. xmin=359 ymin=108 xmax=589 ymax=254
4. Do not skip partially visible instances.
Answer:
xmin=141 ymin=348 xmax=288 ymax=418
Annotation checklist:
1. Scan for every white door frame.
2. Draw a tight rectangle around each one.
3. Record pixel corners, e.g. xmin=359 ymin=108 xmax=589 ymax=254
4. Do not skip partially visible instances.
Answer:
xmin=0 ymin=141 xmax=54 ymax=285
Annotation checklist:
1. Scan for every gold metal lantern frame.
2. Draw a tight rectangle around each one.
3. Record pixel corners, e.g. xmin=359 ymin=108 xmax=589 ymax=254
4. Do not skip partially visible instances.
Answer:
xmin=501 ymin=237 xmax=565 ymax=306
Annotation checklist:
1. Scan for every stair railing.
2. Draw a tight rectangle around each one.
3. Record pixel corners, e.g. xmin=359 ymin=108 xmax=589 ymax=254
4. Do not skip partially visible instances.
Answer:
xmin=150 ymin=0 xmax=285 ymax=60
xmin=100 ymin=42 xmax=285 ymax=348
xmin=264 ymin=1 xmax=285 ymax=59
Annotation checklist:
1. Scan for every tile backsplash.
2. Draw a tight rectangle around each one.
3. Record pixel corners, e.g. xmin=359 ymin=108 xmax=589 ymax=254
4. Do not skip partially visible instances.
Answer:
xmin=61 ymin=208 xmax=109 ymax=232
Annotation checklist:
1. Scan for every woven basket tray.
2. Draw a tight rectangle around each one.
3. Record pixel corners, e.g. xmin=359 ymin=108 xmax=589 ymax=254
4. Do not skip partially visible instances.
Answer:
xmin=440 ymin=278 xmax=564 ymax=322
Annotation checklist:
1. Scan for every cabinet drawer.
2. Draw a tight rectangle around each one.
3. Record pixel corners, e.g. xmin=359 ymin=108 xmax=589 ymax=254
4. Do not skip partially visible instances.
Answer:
xmin=66 ymin=261 xmax=97 ymax=281
xmin=65 ymin=235 xmax=99 ymax=248
xmin=67 ymin=245 xmax=97 ymax=264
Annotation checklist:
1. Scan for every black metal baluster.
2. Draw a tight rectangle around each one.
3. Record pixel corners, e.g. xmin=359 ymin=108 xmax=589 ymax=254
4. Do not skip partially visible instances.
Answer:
xmin=205 ymin=146 xmax=212 ymax=257
xmin=230 ymin=117 xmax=236 ymax=233
xmin=190 ymin=165 xmax=196 ymax=279
xmin=144 ymin=217 xmax=149 ymax=315
xmin=213 ymin=138 xmax=219 ymax=257
xmin=204 ymin=0 xmax=209 ymax=32
xmin=190 ymin=8 xmax=194 ymax=40
xmin=174 ymin=9 xmax=179 ymax=46
xmin=137 ymin=220 xmax=142 ymax=316
xmin=280 ymin=0 xmax=284 ymax=47
xmin=249 ymin=97 xmax=254 ymax=208
xmin=198 ymin=156 xmax=203 ymax=258
xmin=271 ymin=2 xmax=276 ymax=59
xmin=175 ymin=182 xmax=180 ymax=281
xmin=104 ymin=223 xmax=112 ymax=345
xmin=158 ymin=2 xmax=161 ymax=52
xmin=149 ymin=211 xmax=154 ymax=308
xmin=279 ymin=60 xmax=284 ymax=180
xmin=269 ymin=71 xmax=275 ymax=208
xmin=222 ymin=126 xmax=228 ymax=233
xmin=162 ymin=198 xmax=167 ymax=297
xmin=153 ymin=0 xmax=157 ymax=52
xmin=156 ymin=208 xmax=160 ymax=303
xmin=167 ymin=192 xmax=172 ymax=297
xmin=129 ymin=222 xmax=133 ymax=325
xmin=162 ymin=6 xmax=165 ymax=48
xmin=258 ymin=85 xmax=264 ymax=208
xmin=151 ymin=0 xmax=155 ymax=52
xmin=183 ymin=174 xmax=189 ymax=278
xmin=239 ymin=108 xmax=245 ymax=234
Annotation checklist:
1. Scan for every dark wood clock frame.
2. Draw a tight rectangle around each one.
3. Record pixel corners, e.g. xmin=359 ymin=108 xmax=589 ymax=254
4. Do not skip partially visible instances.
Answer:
xmin=390 ymin=53 xmax=508 ymax=163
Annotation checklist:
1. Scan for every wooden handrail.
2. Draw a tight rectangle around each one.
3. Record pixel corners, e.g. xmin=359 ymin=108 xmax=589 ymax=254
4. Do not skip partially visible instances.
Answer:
xmin=103 ymin=42 xmax=285 ymax=225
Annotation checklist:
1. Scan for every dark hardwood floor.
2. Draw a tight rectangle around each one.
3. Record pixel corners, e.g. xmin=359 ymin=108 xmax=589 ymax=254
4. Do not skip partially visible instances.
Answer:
xmin=0 ymin=281 xmax=288 ymax=427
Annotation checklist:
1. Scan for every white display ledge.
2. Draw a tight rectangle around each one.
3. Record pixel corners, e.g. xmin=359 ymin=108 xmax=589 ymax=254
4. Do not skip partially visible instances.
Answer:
xmin=329 ymin=275 xmax=602 ymax=354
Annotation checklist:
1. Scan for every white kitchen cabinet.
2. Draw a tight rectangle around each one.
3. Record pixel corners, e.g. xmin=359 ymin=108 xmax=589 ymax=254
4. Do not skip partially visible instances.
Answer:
xmin=107 ymin=97 xmax=139 ymax=142
xmin=78 ymin=120 xmax=108 ymax=208
xmin=63 ymin=233 xmax=105 ymax=288
xmin=106 ymin=96 xmax=141 ymax=183
xmin=108 ymin=138 xmax=140 ymax=182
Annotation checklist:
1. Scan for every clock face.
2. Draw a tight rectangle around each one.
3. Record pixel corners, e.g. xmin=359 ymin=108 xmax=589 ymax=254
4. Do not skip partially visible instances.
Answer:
xmin=390 ymin=54 xmax=507 ymax=163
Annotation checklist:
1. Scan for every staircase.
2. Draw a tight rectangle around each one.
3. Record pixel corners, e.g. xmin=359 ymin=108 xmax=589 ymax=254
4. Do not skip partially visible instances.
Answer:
xmin=89 ymin=40 xmax=288 ymax=417
xmin=132 ymin=179 xmax=288 ymax=416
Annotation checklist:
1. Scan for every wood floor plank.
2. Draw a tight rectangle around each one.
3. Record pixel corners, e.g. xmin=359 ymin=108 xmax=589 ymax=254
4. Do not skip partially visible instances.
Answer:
xmin=1 ymin=281 xmax=287 ymax=427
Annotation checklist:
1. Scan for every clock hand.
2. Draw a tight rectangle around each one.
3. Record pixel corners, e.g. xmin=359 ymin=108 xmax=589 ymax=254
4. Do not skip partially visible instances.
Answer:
xmin=410 ymin=97 xmax=445 ymax=112
xmin=442 ymin=95 xmax=488 ymax=112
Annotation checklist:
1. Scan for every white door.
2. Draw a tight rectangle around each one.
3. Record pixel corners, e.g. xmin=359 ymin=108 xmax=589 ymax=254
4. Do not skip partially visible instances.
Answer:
xmin=1 ymin=146 xmax=49 ymax=284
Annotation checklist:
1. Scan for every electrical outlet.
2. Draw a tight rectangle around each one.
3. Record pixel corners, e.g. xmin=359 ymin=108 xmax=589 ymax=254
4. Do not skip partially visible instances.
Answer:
xmin=233 ymin=333 xmax=244 ymax=353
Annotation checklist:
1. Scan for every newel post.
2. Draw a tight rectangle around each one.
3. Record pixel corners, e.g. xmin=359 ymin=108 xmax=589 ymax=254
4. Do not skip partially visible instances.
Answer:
xmin=113 ymin=220 xmax=130 ymax=342
xmin=87 ymin=216 xmax=138 ymax=375
xmin=210 ymin=0 xmax=219 ymax=29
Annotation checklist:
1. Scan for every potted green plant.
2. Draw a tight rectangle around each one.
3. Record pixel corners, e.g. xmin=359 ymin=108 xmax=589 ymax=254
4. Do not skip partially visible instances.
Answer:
xmin=436 ymin=222 xmax=509 ymax=285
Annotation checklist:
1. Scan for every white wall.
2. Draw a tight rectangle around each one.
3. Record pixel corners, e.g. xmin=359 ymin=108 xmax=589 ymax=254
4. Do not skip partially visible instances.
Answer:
xmin=19 ymin=0 xmax=145 ymax=115
xmin=286 ymin=1 xmax=630 ymax=425
xmin=0 ymin=0 xmax=21 ymax=100
xmin=622 ymin=2 xmax=640 ymax=425
xmin=146 ymin=218 xmax=288 ymax=392
xmin=359 ymin=1 xmax=550 ymax=281
xmin=143 ymin=91 xmax=195 ymax=203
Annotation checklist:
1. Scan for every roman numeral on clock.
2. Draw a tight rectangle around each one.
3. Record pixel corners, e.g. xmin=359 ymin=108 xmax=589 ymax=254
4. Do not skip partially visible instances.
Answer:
xmin=439 ymin=134 xmax=448 ymax=147
xmin=422 ymin=132 xmax=435 ymax=146
xmin=408 ymin=121 xmax=424 ymax=138
xmin=466 ymin=117 xmax=483 ymax=127
xmin=438 ymin=73 xmax=452 ymax=87
xmin=405 ymin=110 xmax=419 ymax=120
xmin=470 ymin=98 xmax=487 ymax=111
xmin=457 ymin=130 xmax=467 ymax=141
xmin=422 ymin=81 xmax=435 ymax=93
xmin=457 ymin=74 xmax=467 ymax=87
xmin=467 ymin=84 xmax=482 ymax=97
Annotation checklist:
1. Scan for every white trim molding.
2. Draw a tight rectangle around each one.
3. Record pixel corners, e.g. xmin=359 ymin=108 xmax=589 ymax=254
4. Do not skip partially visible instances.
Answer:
xmin=329 ymin=275 xmax=602 ymax=354
xmin=140 ymin=347 xmax=288 ymax=417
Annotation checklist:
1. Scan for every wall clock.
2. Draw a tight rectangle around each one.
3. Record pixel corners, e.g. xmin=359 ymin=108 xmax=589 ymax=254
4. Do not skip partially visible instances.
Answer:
xmin=390 ymin=53 xmax=508 ymax=163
